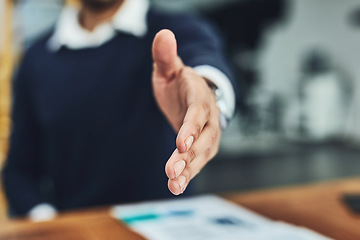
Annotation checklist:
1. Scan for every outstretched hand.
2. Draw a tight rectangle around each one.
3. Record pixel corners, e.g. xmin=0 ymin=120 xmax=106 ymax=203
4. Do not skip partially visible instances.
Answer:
xmin=152 ymin=29 xmax=222 ymax=195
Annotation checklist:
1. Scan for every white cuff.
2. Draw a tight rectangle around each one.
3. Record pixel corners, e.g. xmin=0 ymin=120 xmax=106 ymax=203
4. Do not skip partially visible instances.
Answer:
xmin=193 ymin=65 xmax=236 ymax=120
xmin=28 ymin=203 xmax=57 ymax=222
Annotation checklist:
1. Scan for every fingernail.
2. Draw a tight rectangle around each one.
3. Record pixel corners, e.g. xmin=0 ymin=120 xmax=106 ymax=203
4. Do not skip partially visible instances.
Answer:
xmin=181 ymin=184 xmax=188 ymax=194
xmin=185 ymin=136 xmax=194 ymax=151
xmin=177 ymin=175 xmax=187 ymax=192
xmin=173 ymin=160 xmax=186 ymax=179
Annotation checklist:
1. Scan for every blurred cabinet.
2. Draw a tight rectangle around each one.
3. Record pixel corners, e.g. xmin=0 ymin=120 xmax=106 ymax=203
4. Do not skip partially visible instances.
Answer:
xmin=0 ymin=0 xmax=14 ymax=165
xmin=66 ymin=0 xmax=79 ymax=6
xmin=0 ymin=0 xmax=14 ymax=222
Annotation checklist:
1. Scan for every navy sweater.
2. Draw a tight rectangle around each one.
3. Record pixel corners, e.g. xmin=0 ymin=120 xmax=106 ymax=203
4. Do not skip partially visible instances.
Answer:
xmin=2 ymin=9 xmax=235 ymax=216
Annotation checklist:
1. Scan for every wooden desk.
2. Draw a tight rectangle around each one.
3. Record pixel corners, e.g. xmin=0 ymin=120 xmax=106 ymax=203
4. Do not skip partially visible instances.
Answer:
xmin=1 ymin=178 xmax=360 ymax=240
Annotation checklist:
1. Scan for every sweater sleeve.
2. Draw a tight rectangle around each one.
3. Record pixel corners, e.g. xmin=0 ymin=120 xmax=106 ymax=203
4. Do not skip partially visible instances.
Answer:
xmin=1 ymin=50 xmax=46 ymax=216
xmin=174 ymin=16 xmax=235 ymax=81
xmin=167 ymin=14 xmax=238 ymax=116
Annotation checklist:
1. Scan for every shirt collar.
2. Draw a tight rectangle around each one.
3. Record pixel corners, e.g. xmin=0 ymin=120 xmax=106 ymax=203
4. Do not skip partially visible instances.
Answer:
xmin=47 ymin=0 xmax=149 ymax=52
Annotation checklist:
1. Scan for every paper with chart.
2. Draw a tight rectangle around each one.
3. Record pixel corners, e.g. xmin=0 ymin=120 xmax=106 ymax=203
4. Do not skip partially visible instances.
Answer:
xmin=111 ymin=195 xmax=332 ymax=240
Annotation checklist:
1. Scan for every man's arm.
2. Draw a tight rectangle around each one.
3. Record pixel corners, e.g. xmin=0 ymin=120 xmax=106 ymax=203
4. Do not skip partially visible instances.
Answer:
xmin=152 ymin=28 xmax=236 ymax=195
xmin=172 ymin=14 xmax=237 ymax=107
xmin=1 ymin=52 xmax=55 ymax=218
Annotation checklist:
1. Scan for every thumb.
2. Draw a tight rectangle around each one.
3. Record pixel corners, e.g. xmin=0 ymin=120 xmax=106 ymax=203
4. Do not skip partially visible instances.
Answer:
xmin=152 ymin=29 xmax=184 ymax=80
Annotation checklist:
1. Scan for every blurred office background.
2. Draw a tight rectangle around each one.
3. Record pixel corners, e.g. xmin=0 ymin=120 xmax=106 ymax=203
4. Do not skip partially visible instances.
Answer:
xmin=2 ymin=0 xmax=360 ymax=220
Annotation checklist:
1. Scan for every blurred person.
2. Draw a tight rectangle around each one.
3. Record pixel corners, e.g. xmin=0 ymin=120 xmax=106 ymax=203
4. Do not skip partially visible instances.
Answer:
xmin=1 ymin=0 xmax=236 ymax=221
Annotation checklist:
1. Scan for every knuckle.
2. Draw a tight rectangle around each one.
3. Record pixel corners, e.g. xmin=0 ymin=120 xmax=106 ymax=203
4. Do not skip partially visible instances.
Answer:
xmin=184 ymin=166 xmax=192 ymax=179
xmin=182 ymin=66 xmax=194 ymax=75
xmin=193 ymin=122 xmax=202 ymax=135
xmin=192 ymin=121 xmax=202 ymax=135
xmin=209 ymin=126 xmax=219 ymax=144
xmin=187 ymin=148 xmax=197 ymax=162
xmin=180 ymin=67 xmax=192 ymax=79
xmin=183 ymin=119 xmax=202 ymax=137
xmin=180 ymin=166 xmax=192 ymax=182
xmin=204 ymin=148 xmax=212 ymax=159
xmin=201 ymin=103 xmax=210 ymax=119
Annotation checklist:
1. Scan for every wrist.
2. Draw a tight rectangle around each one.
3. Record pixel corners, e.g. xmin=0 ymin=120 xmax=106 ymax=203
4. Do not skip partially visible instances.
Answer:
xmin=205 ymin=79 xmax=230 ymax=130
xmin=194 ymin=65 xmax=235 ymax=129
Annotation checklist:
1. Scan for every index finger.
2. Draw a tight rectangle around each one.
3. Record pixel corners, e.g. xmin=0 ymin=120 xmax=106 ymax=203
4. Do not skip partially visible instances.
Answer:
xmin=176 ymin=102 xmax=210 ymax=153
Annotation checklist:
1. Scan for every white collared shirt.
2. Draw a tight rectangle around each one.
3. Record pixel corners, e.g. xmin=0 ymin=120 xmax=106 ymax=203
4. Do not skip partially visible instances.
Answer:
xmin=48 ymin=0 xmax=149 ymax=51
